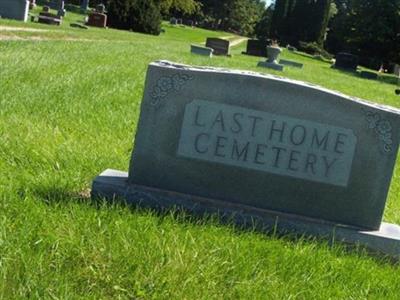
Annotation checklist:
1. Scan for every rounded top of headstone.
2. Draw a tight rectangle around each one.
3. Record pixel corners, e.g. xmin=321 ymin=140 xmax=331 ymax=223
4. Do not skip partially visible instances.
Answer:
xmin=96 ymin=3 xmax=106 ymax=13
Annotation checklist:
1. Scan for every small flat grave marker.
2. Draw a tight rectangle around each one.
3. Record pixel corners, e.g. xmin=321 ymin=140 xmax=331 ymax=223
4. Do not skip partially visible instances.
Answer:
xmin=190 ymin=45 xmax=213 ymax=57
xmin=279 ymin=59 xmax=303 ymax=68
xmin=93 ymin=61 xmax=400 ymax=258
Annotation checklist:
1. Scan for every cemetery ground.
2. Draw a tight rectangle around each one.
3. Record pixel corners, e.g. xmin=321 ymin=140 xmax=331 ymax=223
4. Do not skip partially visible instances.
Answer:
xmin=1 ymin=7 xmax=400 ymax=299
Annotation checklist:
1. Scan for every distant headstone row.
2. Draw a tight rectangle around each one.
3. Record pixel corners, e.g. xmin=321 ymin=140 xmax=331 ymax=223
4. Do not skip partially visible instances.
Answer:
xmin=170 ymin=18 xmax=194 ymax=27
xmin=93 ymin=60 xmax=400 ymax=258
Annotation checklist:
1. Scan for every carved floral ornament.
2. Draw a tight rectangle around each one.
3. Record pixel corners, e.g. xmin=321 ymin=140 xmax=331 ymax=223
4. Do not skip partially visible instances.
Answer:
xmin=150 ymin=73 xmax=193 ymax=108
xmin=364 ymin=109 xmax=393 ymax=153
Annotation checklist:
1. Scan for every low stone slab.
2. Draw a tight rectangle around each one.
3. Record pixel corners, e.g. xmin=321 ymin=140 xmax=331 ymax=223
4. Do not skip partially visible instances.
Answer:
xmin=257 ymin=61 xmax=284 ymax=71
xmin=191 ymin=44 xmax=213 ymax=57
xmin=92 ymin=61 xmax=400 ymax=257
xmin=279 ymin=59 xmax=303 ymax=68
xmin=360 ymin=71 xmax=378 ymax=80
xmin=38 ymin=14 xmax=61 ymax=25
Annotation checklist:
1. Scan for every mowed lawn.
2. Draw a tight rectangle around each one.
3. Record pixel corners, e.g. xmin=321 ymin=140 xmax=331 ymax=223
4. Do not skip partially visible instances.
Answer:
xmin=1 ymin=7 xmax=400 ymax=299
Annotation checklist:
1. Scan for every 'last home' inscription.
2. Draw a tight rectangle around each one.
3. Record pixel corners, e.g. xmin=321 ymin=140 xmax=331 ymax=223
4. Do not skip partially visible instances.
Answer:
xmin=177 ymin=100 xmax=357 ymax=187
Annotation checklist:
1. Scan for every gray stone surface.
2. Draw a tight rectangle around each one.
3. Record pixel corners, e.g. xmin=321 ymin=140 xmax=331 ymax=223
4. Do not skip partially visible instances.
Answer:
xmin=80 ymin=0 xmax=89 ymax=11
xmin=126 ymin=61 xmax=400 ymax=231
xmin=257 ymin=61 xmax=284 ymax=71
xmin=0 ymin=0 xmax=29 ymax=22
xmin=279 ymin=59 xmax=303 ymax=68
xmin=92 ymin=61 xmax=400 ymax=257
xmin=92 ymin=169 xmax=400 ymax=259
xmin=190 ymin=45 xmax=213 ymax=57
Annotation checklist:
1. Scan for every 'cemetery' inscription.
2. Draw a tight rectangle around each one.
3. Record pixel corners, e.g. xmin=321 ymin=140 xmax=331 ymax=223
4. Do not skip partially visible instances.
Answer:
xmin=178 ymin=100 xmax=357 ymax=187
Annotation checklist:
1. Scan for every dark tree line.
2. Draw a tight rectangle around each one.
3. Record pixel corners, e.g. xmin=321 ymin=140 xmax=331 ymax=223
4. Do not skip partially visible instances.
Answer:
xmin=104 ymin=0 xmax=267 ymax=36
xmin=327 ymin=0 xmax=400 ymax=68
xmin=269 ymin=0 xmax=332 ymax=46
xmin=259 ymin=0 xmax=400 ymax=67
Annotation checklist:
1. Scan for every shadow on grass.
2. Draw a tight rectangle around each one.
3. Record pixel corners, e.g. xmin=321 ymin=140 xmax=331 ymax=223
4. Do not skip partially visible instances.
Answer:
xmin=28 ymin=183 xmax=398 ymax=265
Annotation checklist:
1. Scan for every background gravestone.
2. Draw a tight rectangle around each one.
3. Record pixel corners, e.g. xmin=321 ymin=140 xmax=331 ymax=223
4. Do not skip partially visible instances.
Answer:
xmin=0 ymin=0 xmax=29 ymax=22
xmin=205 ymin=38 xmax=230 ymax=56
xmin=334 ymin=52 xmax=359 ymax=71
xmin=242 ymin=39 xmax=271 ymax=57
xmin=87 ymin=4 xmax=107 ymax=28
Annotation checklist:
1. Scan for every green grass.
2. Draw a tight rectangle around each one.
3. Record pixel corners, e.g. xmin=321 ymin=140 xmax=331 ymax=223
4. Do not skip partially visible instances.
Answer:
xmin=1 ymin=6 xmax=400 ymax=299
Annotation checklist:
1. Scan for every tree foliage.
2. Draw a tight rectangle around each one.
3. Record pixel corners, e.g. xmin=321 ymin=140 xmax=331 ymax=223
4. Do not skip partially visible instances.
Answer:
xmin=255 ymin=4 xmax=274 ymax=41
xmin=107 ymin=0 xmax=162 ymax=35
xmin=327 ymin=0 xmax=400 ymax=66
xmin=270 ymin=0 xmax=332 ymax=46
xmin=197 ymin=0 xmax=266 ymax=36
xmin=158 ymin=0 xmax=201 ymax=15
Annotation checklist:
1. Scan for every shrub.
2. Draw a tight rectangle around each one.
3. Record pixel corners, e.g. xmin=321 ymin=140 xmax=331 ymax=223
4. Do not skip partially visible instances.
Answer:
xmin=298 ymin=41 xmax=333 ymax=60
xmin=107 ymin=0 xmax=161 ymax=35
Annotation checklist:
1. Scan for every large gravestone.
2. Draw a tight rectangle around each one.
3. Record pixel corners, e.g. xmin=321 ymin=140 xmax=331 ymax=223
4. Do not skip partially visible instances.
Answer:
xmin=205 ymin=38 xmax=230 ymax=56
xmin=242 ymin=39 xmax=270 ymax=57
xmin=0 ymin=0 xmax=29 ymax=22
xmin=86 ymin=4 xmax=107 ymax=28
xmin=334 ymin=52 xmax=359 ymax=71
xmin=92 ymin=61 xmax=400 ymax=257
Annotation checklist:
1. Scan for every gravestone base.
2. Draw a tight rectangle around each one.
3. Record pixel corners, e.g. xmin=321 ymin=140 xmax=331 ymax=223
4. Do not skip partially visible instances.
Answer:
xmin=279 ymin=59 xmax=303 ymax=68
xmin=257 ymin=61 xmax=284 ymax=71
xmin=92 ymin=169 xmax=400 ymax=259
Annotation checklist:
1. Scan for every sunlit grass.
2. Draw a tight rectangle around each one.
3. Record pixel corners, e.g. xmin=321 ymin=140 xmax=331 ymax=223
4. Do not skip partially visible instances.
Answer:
xmin=0 ymin=6 xmax=400 ymax=299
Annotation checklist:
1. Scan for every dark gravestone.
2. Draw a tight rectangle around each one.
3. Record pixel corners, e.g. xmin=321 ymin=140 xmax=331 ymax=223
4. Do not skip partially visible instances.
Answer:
xmin=92 ymin=61 xmax=400 ymax=258
xmin=360 ymin=71 xmax=378 ymax=80
xmin=184 ymin=19 xmax=194 ymax=27
xmin=205 ymin=38 xmax=230 ymax=56
xmin=38 ymin=6 xmax=62 ymax=25
xmin=242 ymin=39 xmax=270 ymax=57
xmin=0 ymin=0 xmax=29 ymax=22
xmin=57 ymin=0 xmax=66 ymax=17
xmin=81 ymin=0 xmax=89 ymax=11
xmin=170 ymin=17 xmax=177 ymax=25
xmin=86 ymin=4 xmax=107 ymax=28
xmin=334 ymin=52 xmax=359 ymax=71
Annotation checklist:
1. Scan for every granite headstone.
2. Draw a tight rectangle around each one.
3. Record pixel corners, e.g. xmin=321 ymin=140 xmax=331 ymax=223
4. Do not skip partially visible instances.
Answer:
xmin=242 ymin=39 xmax=270 ymax=57
xmin=205 ymin=38 xmax=230 ymax=56
xmin=334 ymin=52 xmax=359 ymax=71
xmin=0 ymin=0 xmax=29 ymax=22
xmin=92 ymin=61 xmax=400 ymax=257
